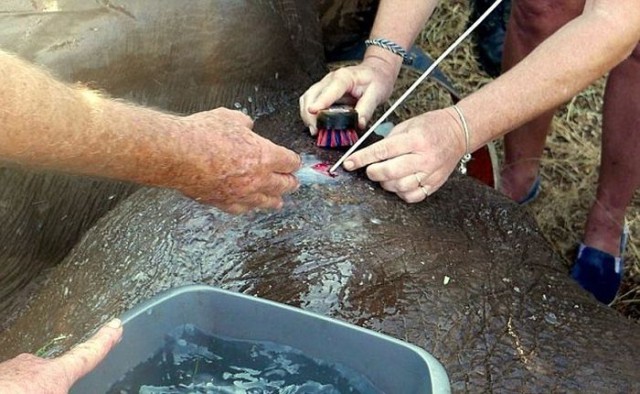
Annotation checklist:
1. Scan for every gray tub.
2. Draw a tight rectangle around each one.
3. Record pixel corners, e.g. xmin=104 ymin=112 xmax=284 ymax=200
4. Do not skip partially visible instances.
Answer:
xmin=71 ymin=285 xmax=450 ymax=393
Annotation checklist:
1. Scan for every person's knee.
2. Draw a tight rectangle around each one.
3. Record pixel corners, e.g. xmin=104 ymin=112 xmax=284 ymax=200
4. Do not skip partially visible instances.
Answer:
xmin=511 ymin=0 xmax=583 ymax=39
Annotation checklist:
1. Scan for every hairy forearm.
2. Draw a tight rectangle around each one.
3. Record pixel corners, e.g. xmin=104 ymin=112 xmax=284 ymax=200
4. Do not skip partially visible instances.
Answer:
xmin=0 ymin=50 xmax=183 ymax=186
xmin=459 ymin=1 xmax=640 ymax=151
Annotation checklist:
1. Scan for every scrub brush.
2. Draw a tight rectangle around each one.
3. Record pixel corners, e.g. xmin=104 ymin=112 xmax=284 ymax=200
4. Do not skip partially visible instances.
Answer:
xmin=316 ymin=105 xmax=359 ymax=149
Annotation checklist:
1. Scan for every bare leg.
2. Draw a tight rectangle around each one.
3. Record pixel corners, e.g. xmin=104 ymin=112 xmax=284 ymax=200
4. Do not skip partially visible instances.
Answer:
xmin=583 ymin=44 xmax=640 ymax=256
xmin=499 ymin=0 xmax=583 ymax=201
xmin=570 ymin=51 xmax=640 ymax=304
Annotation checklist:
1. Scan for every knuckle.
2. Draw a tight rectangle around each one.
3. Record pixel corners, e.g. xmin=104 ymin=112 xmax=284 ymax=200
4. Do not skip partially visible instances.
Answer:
xmin=366 ymin=163 xmax=393 ymax=182
xmin=285 ymin=175 xmax=300 ymax=192
xmin=406 ymin=134 xmax=426 ymax=154
xmin=372 ymin=143 xmax=389 ymax=161
xmin=262 ymin=196 xmax=282 ymax=210
xmin=379 ymin=165 xmax=398 ymax=180
xmin=213 ymin=107 xmax=232 ymax=115
xmin=333 ymin=68 xmax=356 ymax=89
xmin=379 ymin=180 xmax=394 ymax=193
xmin=396 ymin=180 xmax=411 ymax=193
xmin=365 ymin=165 xmax=379 ymax=181
xmin=333 ymin=67 xmax=351 ymax=81
xmin=226 ymin=204 xmax=247 ymax=215
xmin=249 ymin=194 xmax=268 ymax=207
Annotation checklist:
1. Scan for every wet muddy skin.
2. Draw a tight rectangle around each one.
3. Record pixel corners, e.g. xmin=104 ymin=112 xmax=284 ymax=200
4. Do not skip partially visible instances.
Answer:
xmin=0 ymin=1 xmax=639 ymax=392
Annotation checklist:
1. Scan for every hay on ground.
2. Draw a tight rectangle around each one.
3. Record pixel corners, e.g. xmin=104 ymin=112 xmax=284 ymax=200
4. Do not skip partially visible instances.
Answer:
xmin=376 ymin=1 xmax=639 ymax=318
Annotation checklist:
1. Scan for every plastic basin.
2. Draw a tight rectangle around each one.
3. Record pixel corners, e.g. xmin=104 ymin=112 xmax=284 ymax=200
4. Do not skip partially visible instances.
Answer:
xmin=71 ymin=285 xmax=450 ymax=393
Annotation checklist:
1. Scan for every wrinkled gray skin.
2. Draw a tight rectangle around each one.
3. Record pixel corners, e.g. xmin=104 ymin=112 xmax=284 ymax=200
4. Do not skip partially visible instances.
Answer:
xmin=0 ymin=0 xmax=324 ymax=323
xmin=0 ymin=1 xmax=639 ymax=393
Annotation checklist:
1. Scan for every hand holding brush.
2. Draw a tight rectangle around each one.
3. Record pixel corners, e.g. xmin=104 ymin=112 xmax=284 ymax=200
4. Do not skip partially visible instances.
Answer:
xmin=315 ymin=105 xmax=360 ymax=149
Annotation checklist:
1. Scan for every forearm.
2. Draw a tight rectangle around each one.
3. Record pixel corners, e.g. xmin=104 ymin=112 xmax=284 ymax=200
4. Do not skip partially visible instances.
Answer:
xmin=0 ymin=51 xmax=184 ymax=186
xmin=364 ymin=0 xmax=439 ymax=73
xmin=459 ymin=2 xmax=640 ymax=152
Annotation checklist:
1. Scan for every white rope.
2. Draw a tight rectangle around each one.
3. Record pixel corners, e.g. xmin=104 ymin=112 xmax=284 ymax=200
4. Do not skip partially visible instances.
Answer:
xmin=330 ymin=0 xmax=504 ymax=174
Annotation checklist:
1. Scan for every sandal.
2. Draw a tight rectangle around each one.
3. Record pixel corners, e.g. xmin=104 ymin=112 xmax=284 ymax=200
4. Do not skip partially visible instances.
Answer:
xmin=570 ymin=223 xmax=629 ymax=304
xmin=517 ymin=176 xmax=541 ymax=206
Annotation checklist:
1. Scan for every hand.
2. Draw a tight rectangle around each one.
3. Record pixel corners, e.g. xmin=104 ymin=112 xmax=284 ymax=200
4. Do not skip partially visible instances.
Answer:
xmin=171 ymin=108 xmax=301 ymax=214
xmin=342 ymin=108 xmax=465 ymax=202
xmin=299 ymin=56 xmax=400 ymax=134
xmin=0 ymin=318 xmax=123 ymax=394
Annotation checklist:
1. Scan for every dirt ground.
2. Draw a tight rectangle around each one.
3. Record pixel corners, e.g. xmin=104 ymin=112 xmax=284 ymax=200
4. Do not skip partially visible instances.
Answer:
xmin=383 ymin=1 xmax=639 ymax=319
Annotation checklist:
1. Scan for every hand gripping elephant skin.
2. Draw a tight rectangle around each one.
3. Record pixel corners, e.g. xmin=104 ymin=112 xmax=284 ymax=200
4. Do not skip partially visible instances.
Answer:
xmin=0 ymin=1 xmax=639 ymax=393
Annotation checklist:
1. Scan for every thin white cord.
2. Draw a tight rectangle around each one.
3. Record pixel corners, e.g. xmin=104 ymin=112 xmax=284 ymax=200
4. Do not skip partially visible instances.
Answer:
xmin=329 ymin=0 xmax=504 ymax=174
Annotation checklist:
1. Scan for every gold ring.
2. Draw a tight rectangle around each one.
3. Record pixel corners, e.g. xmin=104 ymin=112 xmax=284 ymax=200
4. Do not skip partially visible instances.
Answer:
xmin=420 ymin=185 xmax=430 ymax=197
xmin=414 ymin=173 xmax=423 ymax=187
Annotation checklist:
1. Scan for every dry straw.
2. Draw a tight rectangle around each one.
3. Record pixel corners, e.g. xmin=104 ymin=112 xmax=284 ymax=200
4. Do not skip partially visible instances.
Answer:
xmin=365 ymin=0 xmax=639 ymax=317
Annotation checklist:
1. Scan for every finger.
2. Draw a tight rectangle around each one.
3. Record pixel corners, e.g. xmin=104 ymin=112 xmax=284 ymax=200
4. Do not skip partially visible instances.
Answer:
xmin=248 ymin=172 xmax=299 ymax=201
xmin=264 ymin=173 xmax=300 ymax=196
xmin=226 ymin=194 xmax=283 ymax=214
xmin=301 ymin=81 xmax=326 ymax=114
xmin=262 ymin=144 xmax=302 ymax=174
xmin=398 ymin=170 xmax=448 ymax=202
xmin=416 ymin=172 xmax=448 ymax=196
xmin=381 ymin=171 xmax=428 ymax=193
xmin=56 ymin=318 xmax=123 ymax=385
xmin=364 ymin=151 xmax=428 ymax=182
xmin=220 ymin=203 xmax=250 ymax=215
xmin=299 ymin=88 xmax=322 ymax=135
xmin=396 ymin=186 xmax=430 ymax=204
xmin=343 ymin=133 xmax=418 ymax=171
xmin=252 ymin=194 xmax=285 ymax=210
xmin=354 ymin=87 xmax=383 ymax=129
xmin=308 ymin=69 xmax=356 ymax=114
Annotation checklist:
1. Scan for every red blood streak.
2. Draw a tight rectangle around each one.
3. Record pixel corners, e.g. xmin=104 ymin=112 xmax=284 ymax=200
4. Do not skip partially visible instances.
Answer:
xmin=311 ymin=162 xmax=338 ymax=177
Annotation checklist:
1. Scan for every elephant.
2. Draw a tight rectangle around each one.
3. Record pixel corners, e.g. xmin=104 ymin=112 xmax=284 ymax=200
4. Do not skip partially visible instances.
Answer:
xmin=0 ymin=0 xmax=638 ymax=392
xmin=0 ymin=0 xmax=325 ymax=326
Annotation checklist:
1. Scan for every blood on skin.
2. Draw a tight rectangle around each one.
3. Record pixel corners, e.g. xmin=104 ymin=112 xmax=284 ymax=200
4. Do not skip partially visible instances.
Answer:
xmin=311 ymin=162 xmax=337 ymax=178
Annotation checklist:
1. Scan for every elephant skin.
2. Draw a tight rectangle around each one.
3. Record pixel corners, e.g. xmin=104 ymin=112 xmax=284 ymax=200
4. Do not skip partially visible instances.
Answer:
xmin=0 ymin=0 xmax=325 ymax=327
xmin=0 ymin=1 xmax=638 ymax=393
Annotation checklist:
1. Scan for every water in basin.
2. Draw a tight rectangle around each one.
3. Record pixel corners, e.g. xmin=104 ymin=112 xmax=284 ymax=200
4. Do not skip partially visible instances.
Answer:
xmin=108 ymin=323 xmax=382 ymax=394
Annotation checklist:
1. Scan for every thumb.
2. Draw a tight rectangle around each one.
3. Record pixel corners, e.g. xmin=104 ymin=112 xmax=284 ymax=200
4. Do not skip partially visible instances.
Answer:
xmin=55 ymin=318 xmax=123 ymax=386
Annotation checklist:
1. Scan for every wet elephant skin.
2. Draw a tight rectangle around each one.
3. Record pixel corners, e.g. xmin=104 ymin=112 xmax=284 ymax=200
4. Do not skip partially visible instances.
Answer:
xmin=3 ymin=120 xmax=640 ymax=392
xmin=0 ymin=0 xmax=325 ymax=327
xmin=0 ymin=1 xmax=639 ymax=393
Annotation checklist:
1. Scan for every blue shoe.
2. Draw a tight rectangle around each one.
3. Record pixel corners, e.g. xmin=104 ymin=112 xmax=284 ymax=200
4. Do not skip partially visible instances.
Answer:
xmin=570 ymin=224 xmax=629 ymax=304
xmin=517 ymin=176 xmax=541 ymax=206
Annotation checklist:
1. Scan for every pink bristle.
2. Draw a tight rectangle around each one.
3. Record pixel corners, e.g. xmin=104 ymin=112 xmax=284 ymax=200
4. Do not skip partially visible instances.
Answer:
xmin=347 ymin=129 xmax=359 ymax=145
xmin=316 ymin=128 xmax=328 ymax=147
xmin=317 ymin=128 xmax=359 ymax=149
xmin=316 ymin=105 xmax=360 ymax=149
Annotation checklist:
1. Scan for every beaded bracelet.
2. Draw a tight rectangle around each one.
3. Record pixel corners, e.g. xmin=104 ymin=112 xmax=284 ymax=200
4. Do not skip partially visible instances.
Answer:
xmin=364 ymin=38 xmax=413 ymax=66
